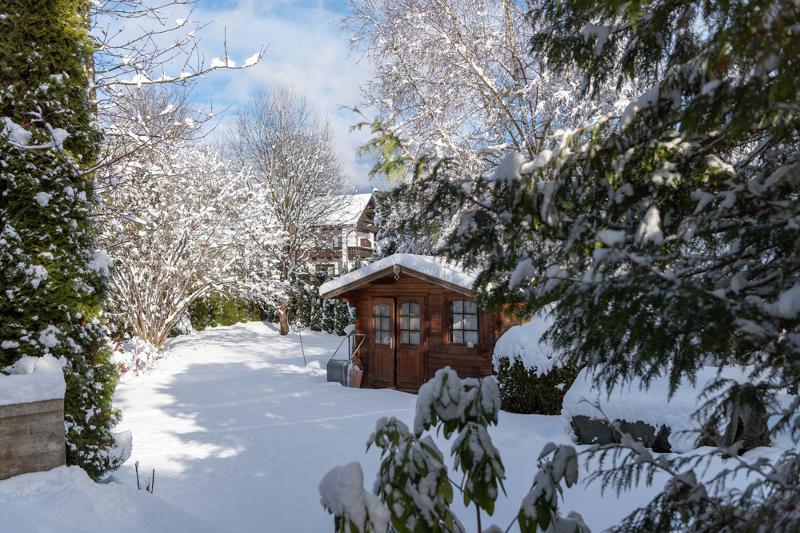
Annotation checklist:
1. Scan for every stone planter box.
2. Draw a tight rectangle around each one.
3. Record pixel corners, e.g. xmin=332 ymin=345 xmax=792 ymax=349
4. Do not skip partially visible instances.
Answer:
xmin=0 ymin=398 xmax=66 ymax=480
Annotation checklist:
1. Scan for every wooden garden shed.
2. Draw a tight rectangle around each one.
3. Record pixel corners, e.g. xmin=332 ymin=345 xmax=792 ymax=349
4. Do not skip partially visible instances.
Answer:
xmin=319 ymin=254 xmax=513 ymax=392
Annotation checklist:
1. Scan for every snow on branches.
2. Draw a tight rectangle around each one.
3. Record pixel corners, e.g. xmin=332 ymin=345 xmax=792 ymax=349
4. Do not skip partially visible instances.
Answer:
xmin=99 ymin=140 xmax=252 ymax=347
xmin=346 ymin=0 xmax=632 ymax=252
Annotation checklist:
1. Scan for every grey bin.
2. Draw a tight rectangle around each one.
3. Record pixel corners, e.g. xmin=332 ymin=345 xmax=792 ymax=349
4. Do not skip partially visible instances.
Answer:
xmin=327 ymin=359 xmax=350 ymax=386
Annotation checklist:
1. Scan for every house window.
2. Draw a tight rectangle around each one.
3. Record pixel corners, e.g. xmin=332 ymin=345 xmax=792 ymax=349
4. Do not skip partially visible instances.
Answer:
xmin=360 ymin=237 xmax=371 ymax=248
xmin=373 ymin=303 xmax=391 ymax=346
xmin=317 ymin=263 xmax=336 ymax=276
xmin=399 ymin=302 xmax=420 ymax=345
xmin=450 ymin=300 xmax=479 ymax=346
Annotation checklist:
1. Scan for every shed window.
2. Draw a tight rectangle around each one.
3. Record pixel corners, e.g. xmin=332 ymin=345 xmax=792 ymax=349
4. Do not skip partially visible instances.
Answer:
xmin=373 ymin=303 xmax=391 ymax=346
xmin=450 ymin=300 xmax=479 ymax=346
xmin=399 ymin=302 xmax=421 ymax=345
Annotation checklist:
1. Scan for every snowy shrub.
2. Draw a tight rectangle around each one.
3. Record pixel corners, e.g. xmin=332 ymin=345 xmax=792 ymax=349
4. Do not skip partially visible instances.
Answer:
xmin=110 ymin=337 xmax=161 ymax=376
xmin=320 ymin=368 xmax=587 ymax=533
xmin=267 ymin=272 xmax=353 ymax=336
xmin=319 ymin=462 xmax=389 ymax=533
xmin=494 ymin=358 xmax=578 ymax=415
xmin=188 ymin=294 xmax=261 ymax=331
xmin=493 ymin=315 xmax=577 ymax=415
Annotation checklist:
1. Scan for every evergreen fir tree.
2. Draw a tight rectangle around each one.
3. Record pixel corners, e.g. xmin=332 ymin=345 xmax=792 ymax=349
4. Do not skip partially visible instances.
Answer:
xmin=383 ymin=0 xmax=799 ymax=529
xmin=0 ymin=1 xmax=121 ymax=479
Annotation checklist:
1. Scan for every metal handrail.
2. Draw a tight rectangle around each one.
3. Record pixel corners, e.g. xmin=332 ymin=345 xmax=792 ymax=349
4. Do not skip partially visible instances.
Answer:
xmin=326 ymin=331 xmax=367 ymax=365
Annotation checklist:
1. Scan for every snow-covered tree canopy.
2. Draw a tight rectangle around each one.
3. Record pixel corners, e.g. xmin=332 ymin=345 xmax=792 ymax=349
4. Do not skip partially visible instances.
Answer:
xmin=99 ymin=137 xmax=250 ymax=347
xmin=346 ymin=0 xmax=633 ymax=252
xmin=228 ymin=85 xmax=348 ymax=334
xmin=372 ymin=0 xmax=800 ymax=529
xmin=97 ymin=88 xmax=259 ymax=347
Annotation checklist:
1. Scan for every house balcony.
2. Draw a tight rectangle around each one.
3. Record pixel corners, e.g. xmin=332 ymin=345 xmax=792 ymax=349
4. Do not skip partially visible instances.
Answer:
xmin=347 ymin=246 xmax=374 ymax=259
xmin=312 ymin=248 xmax=342 ymax=259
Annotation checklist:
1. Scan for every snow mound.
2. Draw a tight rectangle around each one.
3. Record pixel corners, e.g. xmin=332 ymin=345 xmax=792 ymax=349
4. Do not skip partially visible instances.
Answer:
xmin=320 ymin=253 xmax=477 ymax=297
xmin=562 ymin=366 xmax=795 ymax=452
xmin=0 ymin=354 xmax=65 ymax=406
xmin=0 ymin=466 xmax=226 ymax=533
xmin=493 ymin=313 xmax=564 ymax=376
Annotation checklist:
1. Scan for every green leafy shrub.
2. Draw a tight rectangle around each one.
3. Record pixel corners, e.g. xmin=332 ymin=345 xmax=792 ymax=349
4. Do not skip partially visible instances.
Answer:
xmin=188 ymin=293 xmax=262 ymax=331
xmin=494 ymin=357 xmax=578 ymax=415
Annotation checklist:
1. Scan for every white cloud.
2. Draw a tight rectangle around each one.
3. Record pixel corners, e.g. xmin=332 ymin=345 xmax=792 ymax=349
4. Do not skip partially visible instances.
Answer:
xmin=191 ymin=0 xmax=378 ymax=191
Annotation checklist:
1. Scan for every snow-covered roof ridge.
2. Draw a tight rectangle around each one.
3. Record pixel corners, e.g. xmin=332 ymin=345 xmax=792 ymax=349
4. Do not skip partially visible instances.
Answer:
xmin=0 ymin=354 xmax=66 ymax=407
xmin=319 ymin=193 xmax=374 ymax=227
xmin=320 ymin=253 xmax=478 ymax=297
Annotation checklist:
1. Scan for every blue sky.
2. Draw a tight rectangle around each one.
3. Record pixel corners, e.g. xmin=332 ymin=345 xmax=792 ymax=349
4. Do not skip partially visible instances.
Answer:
xmin=181 ymin=0 xmax=375 ymax=190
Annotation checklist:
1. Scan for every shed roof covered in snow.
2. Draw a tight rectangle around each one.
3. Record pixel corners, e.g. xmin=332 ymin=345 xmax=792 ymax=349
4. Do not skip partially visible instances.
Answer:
xmin=319 ymin=253 xmax=477 ymax=299
xmin=319 ymin=193 xmax=375 ymax=227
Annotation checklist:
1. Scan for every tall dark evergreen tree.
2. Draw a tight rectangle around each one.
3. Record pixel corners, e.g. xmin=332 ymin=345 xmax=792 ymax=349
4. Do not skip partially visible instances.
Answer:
xmin=382 ymin=0 xmax=799 ymax=529
xmin=0 ymin=1 xmax=121 ymax=479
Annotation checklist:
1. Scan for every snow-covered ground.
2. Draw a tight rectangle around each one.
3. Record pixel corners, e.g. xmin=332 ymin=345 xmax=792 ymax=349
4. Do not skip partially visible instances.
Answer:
xmin=107 ymin=321 xmax=635 ymax=531
xmin=0 ymin=321 xmax=784 ymax=532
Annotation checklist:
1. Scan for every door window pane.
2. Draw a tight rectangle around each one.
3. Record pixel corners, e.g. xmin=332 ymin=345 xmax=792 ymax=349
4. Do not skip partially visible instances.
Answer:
xmin=373 ymin=304 xmax=391 ymax=346
xmin=399 ymin=301 xmax=421 ymax=346
xmin=449 ymin=300 xmax=478 ymax=346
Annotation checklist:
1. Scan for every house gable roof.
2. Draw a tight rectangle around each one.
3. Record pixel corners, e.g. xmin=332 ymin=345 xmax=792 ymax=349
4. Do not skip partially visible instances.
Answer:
xmin=319 ymin=193 xmax=374 ymax=227
xmin=319 ymin=253 xmax=478 ymax=298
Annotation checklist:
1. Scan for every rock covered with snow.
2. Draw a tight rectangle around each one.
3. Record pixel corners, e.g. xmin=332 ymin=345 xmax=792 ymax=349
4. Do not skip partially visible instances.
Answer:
xmin=492 ymin=313 xmax=565 ymax=376
xmin=0 ymin=354 xmax=66 ymax=407
xmin=320 ymin=253 xmax=477 ymax=297
xmin=562 ymin=365 xmax=795 ymax=452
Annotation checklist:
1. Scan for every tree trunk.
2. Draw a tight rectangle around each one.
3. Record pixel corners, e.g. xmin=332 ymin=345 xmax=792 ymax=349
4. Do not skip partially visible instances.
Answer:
xmin=279 ymin=301 xmax=290 ymax=336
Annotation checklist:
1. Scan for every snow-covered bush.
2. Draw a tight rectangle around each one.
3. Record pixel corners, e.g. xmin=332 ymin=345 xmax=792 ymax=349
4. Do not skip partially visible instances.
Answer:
xmin=110 ymin=337 xmax=161 ymax=377
xmin=319 ymin=462 xmax=390 ymax=533
xmin=493 ymin=315 xmax=577 ymax=415
xmin=264 ymin=272 xmax=352 ymax=336
xmin=320 ymin=368 xmax=587 ymax=532
xmin=99 ymin=129 xmax=252 ymax=349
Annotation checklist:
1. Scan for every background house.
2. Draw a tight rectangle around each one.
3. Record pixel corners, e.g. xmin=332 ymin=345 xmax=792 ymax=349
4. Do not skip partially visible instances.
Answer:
xmin=310 ymin=193 xmax=378 ymax=276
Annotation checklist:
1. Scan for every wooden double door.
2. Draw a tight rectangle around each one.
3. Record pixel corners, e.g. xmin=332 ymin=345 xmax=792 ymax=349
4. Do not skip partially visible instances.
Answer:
xmin=370 ymin=296 xmax=426 ymax=390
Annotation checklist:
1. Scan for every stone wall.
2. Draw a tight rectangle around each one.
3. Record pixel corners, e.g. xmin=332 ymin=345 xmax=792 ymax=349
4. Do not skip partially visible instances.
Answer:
xmin=0 ymin=398 xmax=66 ymax=480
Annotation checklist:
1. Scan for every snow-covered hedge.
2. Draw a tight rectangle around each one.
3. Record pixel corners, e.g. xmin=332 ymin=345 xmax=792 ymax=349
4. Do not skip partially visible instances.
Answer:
xmin=0 ymin=354 xmax=65 ymax=407
xmin=492 ymin=314 xmax=577 ymax=414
